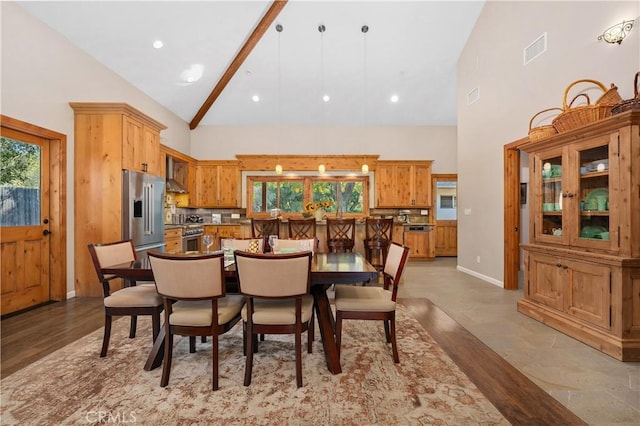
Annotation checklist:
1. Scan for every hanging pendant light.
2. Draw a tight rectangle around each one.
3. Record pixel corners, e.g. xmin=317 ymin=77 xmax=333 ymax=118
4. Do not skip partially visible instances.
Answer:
xmin=274 ymin=23 xmax=284 ymax=175
xmin=318 ymin=164 xmax=326 ymax=174
xmin=361 ymin=24 xmax=369 ymax=174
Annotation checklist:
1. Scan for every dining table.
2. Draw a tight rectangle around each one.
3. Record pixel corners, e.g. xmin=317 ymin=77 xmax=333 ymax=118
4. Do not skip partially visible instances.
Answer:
xmin=101 ymin=251 xmax=378 ymax=375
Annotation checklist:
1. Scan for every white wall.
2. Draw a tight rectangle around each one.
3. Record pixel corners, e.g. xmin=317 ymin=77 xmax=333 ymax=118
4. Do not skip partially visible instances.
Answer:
xmin=1 ymin=3 xmax=191 ymax=294
xmin=190 ymin=125 xmax=457 ymax=173
xmin=457 ymin=0 xmax=639 ymax=285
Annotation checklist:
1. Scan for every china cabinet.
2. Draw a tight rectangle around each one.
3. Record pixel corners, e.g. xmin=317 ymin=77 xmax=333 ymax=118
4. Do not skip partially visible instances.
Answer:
xmin=518 ymin=110 xmax=640 ymax=361
xmin=375 ymin=161 xmax=432 ymax=207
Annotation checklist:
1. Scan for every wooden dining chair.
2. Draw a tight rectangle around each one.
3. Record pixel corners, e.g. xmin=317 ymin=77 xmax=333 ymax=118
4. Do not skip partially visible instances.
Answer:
xmin=88 ymin=240 xmax=163 ymax=358
xmin=364 ymin=217 xmax=394 ymax=274
xmin=148 ymin=251 xmax=244 ymax=390
xmin=326 ymin=218 xmax=356 ymax=253
xmin=250 ymin=218 xmax=280 ymax=252
xmin=288 ymin=217 xmax=317 ymax=239
xmin=334 ymin=242 xmax=410 ymax=364
xmin=234 ymin=250 xmax=314 ymax=388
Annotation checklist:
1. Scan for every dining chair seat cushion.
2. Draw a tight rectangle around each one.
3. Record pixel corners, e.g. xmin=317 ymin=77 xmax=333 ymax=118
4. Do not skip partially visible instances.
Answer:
xmin=334 ymin=285 xmax=396 ymax=312
xmin=104 ymin=285 xmax=162 ymax=308
xmin=241 ymin=295 xmax=314 ymax=325
xmin=170 ymin=295 xmax=245 ymax=327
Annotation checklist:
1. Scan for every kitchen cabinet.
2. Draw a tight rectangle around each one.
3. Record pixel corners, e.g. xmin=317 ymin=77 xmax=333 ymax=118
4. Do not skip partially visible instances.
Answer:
xmin=122 ymin=115 xmax=162 ymax=176
xmin=70 ymin=102 xmax=166 ymax=297
xmin=164 ymin=228 xmax=182 ymax=253
xmin=195 ymin=161 xmax=241 ymax=207
xmin=204 ymin=225 xmax=242 ymax=250
xmin=518 ymin=110 xmax=640 ymax=361
xmin=375 ymin=161 xmax=432 ymax=207
xmin=403 ymin=225 xmax=435 ymax=259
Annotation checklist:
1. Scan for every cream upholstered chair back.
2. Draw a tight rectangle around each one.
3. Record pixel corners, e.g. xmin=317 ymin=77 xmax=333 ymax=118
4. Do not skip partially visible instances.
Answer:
xmin=275 ymin=238 xmax=317 ymax=254
xmin=235 ymin=251 xmax=312 ymax=298
xmin=149 ymin=251 xmax=226 ymax=299
xmin=91 ymin=240 xmax=136 ymax=271
xmin=384 ymin=242 xmax=409 ymax=282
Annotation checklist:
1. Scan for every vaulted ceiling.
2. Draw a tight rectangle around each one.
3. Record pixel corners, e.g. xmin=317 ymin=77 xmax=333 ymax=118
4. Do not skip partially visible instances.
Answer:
xmin=18 ymin=1 xmax=485 ymax=127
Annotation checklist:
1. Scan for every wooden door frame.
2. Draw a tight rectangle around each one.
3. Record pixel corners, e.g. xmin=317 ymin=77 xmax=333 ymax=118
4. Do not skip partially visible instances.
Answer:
xmin=503 ymin=138 xmax=528 ymax=290
xmin=1 ymin=115 xmax=67 ymax=301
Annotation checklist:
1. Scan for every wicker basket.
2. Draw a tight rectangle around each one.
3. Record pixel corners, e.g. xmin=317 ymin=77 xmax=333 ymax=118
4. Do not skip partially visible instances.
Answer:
xmin=612 ymin=72 xmax=640 ymax=115
xmin=528 ymin=107 xmax=563 ymax=142
xmin=552 ymin=79 xmax=615 ymax=133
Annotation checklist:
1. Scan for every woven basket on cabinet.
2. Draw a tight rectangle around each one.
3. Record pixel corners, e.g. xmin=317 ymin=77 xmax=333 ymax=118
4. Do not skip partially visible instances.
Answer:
xmin=552 ymin=79 xmax=621 ymax=133
xmin=612 ymin=72 xmax=640 ymax=115
xmin=528 ymin=108 xmax=563 ymax=142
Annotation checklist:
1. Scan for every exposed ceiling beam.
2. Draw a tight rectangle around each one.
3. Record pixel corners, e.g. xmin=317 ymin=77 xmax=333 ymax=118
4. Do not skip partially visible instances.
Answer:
xmin=189 ymin=0 xmax=288 ymax=130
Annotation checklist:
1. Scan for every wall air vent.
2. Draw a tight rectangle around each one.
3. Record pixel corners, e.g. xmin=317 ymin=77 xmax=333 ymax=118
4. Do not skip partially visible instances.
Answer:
xmin=467 ymin=87 xmax=480 ymax=105
xmin=524 ymin=33 xmax=547 ymax=65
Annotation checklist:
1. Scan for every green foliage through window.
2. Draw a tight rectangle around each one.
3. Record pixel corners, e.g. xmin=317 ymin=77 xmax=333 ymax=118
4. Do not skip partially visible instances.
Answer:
xmin=1 ymin=137 xmax=41 ymax=188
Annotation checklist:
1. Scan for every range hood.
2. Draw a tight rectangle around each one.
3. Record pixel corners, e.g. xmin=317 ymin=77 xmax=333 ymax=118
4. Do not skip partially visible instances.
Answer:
xmin=165 ymin=157 xmax=187 ymax=194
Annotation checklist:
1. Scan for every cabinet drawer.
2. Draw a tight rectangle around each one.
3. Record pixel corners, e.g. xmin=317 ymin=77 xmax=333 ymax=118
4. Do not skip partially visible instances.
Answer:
xmin=165 ymin=238 xmax=182 ymax=253
xmin=164 ymin=228 xmax=181 ymax=239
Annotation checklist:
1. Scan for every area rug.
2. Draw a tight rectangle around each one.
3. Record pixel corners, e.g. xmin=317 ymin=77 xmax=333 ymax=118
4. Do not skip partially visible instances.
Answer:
xmin=1 ymin=305 xmax=508 ymax=425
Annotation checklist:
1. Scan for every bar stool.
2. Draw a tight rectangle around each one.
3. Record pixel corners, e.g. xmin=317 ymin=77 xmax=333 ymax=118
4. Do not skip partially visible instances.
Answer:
xmin=251 ymin=218 xmax=280 ymax=252
xmin=288 ymin=217 xmax=316 ymax=239
xmin=326 ymin=218 xmax=356 ymax=253
xmin=364 ymin=217 xmax=394 ymax=274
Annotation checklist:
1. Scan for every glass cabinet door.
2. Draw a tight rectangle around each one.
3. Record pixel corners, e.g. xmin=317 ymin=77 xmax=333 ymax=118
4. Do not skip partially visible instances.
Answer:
xmin=537 ymin=151 xmax=565 ymax=242
xmin=573 ymin=140 xmax=616 ymax=249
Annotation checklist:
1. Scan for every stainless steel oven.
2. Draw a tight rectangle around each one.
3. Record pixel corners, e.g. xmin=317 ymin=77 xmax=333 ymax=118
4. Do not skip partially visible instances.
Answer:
xmin=182 ymin=226 xmax=203 ymax=252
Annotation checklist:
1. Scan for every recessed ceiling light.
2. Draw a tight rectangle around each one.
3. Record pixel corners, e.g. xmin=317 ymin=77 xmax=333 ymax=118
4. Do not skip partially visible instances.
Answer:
xmin=323 ymin=94 xmax=330 ymax=102
xmin=252 ymin=95 xmax=260 ymax=102
xmin=152 ymin=40 xmax=163 ymax=49
xmin=390 ymin=94 xmax=399 ymax=103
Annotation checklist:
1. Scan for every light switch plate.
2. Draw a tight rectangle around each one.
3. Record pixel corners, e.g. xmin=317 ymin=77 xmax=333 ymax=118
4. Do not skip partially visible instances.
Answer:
xmin=231 ymin=213 xmax=240 ymax=219
xmin=420 ymin=210 xmax=429 ymax=215
xmin=464 ymin=209 xmax=472 ymax=216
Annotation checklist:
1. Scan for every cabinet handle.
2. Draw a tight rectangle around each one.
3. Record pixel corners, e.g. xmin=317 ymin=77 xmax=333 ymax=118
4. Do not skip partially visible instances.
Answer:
xmin=556 ymin=263 xmax=562 ymax=268
xmin=562 ymin=265 xmax=568 ymax=269
xmin=562 ymin=193 xmax=568 ymax=198
xmin=567 ymin=193 xmax=575 ymax=198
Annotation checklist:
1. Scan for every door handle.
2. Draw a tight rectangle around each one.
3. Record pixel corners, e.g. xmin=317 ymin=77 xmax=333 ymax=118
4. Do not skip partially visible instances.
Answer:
xmin=43 ymin=229 xmax=51 ymax=236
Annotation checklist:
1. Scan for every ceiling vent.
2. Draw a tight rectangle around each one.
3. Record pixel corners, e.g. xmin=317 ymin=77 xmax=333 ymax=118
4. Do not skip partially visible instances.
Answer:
xmin=467 ymin=87 xmax=480 ymax=105
xmin=524 ymin=33 xmax=547 ymax=65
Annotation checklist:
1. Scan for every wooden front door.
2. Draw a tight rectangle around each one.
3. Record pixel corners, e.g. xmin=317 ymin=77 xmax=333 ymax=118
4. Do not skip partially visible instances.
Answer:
xmin=1 ymin=128 xmax=51 ymax=315
xmin=432 ymin=174 xmax=458 ymax=256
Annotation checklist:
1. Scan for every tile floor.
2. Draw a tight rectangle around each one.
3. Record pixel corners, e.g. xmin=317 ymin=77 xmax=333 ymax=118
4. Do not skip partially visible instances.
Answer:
xmin=398 ymin=257 xmax=639 ymax=426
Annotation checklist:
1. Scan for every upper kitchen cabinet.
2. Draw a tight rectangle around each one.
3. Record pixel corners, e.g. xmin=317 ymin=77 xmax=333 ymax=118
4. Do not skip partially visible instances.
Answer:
xmin=70 ymin=102 xmax=166 ymax=297
xmin=121 ymin=113 xmax=163 ymax=176
xmin=375 ymin=161 xmax=433 ymax=207
xmin=195 ymin=161 xmax=241 ymax=207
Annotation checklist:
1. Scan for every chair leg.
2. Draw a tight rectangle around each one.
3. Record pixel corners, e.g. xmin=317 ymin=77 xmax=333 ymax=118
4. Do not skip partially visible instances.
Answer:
xmin=202 ymin=336 xmax=207 ymax=343
xmin=100 ymin=313 xmax=112 ymax=357
xmin=129 ymin=315 xmax=137 ymax=338
xmin=295 ymin=326 xmax=303 ymax=388
xmin=307 ymin=313 xmax=314 ymax=354
xmin=212 ymin=334 xmax=219 ymax=391
xmin=390 ymin=313 xmax=399 ymax=363
xmin=151 ymin=310 xmax=161 ymax=341
xmin=161 ymin=329 xmax=173 ymax=387
xmin=189 ymin=336 xmax=196 ymax=353
xmin=244 ymin=322 xmax=254 ymax=386
xmin=384 ymin=320 xmax=391 ymax=343
xmin=335 ymin=312 xmax=343 ymax=359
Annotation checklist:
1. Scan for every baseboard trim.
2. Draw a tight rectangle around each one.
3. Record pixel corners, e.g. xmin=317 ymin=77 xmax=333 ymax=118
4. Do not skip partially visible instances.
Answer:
xmin=456 ymin=265 xmax=503 ymax=288
xmin=66 ymin=290 xmax=76 ymax=299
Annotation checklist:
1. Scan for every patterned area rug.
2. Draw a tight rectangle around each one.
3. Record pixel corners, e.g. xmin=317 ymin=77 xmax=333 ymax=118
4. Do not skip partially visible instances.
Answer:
xmin=1 ymin=305 xmax=507 ymax=425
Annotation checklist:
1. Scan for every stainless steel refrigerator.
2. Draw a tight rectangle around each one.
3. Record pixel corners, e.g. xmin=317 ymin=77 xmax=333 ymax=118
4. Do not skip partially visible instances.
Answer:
xmin=122 ymin=170 xmax=165 ymax=258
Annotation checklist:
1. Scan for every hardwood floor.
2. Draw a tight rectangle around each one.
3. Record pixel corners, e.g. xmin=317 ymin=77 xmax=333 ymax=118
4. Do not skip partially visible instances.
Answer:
xmin=0 ymin=295 xmax=585 ymax=425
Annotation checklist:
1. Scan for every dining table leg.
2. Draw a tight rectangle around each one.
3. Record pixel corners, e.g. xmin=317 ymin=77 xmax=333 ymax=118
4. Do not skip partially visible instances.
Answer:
xmin=143 ymin=324 xmax=165 ymax=371
xmin=312 ymin=284 xmax=342 ymax=375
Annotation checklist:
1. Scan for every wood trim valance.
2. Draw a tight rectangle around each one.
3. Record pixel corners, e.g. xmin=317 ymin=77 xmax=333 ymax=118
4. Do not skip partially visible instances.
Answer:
xmin=236 ymin=155 xmax=380 ymax=171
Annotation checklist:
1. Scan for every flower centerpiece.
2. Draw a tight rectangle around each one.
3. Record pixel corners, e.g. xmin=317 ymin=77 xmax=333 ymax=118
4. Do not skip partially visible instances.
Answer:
xmin=303 ymin=201 xmax=331 ymax=220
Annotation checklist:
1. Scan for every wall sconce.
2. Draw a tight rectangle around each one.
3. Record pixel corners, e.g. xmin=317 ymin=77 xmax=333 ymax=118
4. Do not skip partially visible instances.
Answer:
xmin=598 ymin=20 xmax=634 ymax=44
xmin=361 ymin=163 xmax=369 ymax=174
xmin=275 ymin=164 xmax=283 ymax=175
xmin=318 ymin=164 xmax=326 ymax=174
